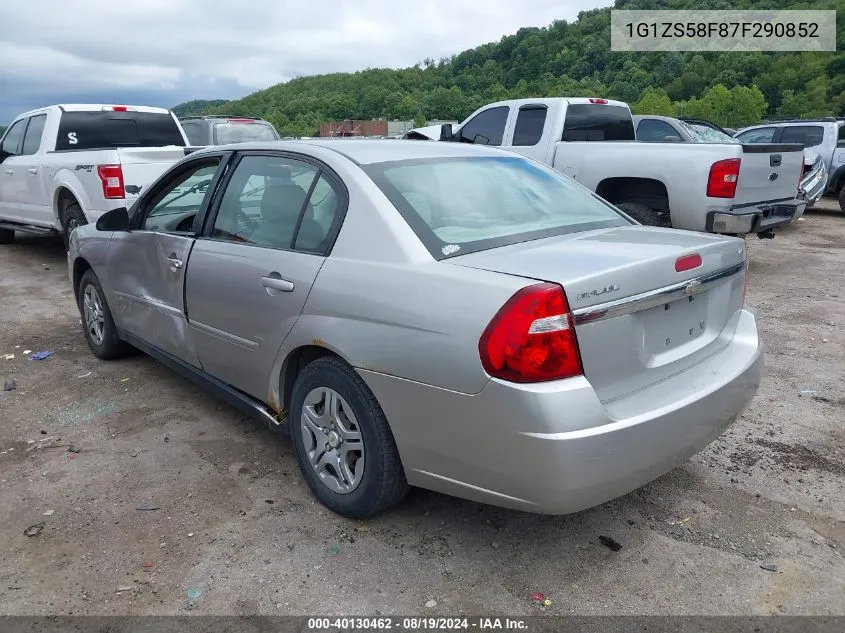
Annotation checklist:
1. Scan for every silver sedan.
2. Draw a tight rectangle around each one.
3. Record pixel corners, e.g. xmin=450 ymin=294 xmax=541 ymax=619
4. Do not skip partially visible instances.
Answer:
xmin=68 ymin=140 xmax=763 ymax=517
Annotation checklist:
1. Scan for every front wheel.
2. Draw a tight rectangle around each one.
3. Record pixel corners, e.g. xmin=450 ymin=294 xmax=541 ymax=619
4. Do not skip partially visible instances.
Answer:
xmin=0 ymin=228 xmax=13 ymax=244
xmin=289 ymin=356 xmax=409 ymax=517
xmin=77 ymin=269 xmax=131 ymax=360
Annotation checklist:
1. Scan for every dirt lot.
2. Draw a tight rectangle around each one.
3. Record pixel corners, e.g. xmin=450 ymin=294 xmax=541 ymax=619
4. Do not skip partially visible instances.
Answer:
xmin=0 ymin=201 xmax=843 ymax=616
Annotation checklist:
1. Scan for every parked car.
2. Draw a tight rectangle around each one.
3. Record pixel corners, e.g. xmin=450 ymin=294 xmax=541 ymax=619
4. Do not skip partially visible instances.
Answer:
xmin=734 ymin=119 xmax=845 ymax=210
xmin=633 ymin=115 xmax=739 ymax=144
xmin=796 ymin=152 xmax=828 ymax=217
xmin=179 ymin=115 xmax=280 ymax=146
xmin=0 ymin=104 xmax=189 ymax=246
xmin=68 ymin=140 xmax=762 ymax=517
xmin=428 ymin=98 xmax=804 ymax=238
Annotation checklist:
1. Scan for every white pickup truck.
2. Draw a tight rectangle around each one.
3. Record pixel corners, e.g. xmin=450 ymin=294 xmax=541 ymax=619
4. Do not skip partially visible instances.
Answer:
xmin=433 ymin=98 xmax=805 ymax=238
xmin=0 ymin=104 xmax=189 ymax=246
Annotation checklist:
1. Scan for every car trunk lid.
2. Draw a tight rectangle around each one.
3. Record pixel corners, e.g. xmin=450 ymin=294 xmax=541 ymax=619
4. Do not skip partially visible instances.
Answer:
xmin=447 ymin=226 xmax=747 ymax=403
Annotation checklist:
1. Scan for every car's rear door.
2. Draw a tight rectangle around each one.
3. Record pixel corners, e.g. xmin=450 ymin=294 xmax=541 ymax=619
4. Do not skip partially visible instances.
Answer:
xmin=105 ymin=153 xmax=229 ymax=365
xmin=184 ymin=151 xmax=346 ymax=400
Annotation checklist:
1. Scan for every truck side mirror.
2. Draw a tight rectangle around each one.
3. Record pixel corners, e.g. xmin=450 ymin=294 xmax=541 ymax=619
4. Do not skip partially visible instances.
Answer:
xmin=440 ymin=124 xmax=454 ymax=142
xmin=96 ymin=207 xmax=130 ymax=232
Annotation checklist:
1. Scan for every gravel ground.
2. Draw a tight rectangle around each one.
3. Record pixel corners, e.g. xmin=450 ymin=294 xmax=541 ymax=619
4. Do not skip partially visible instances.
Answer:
xmin=0 ymin=201 xmax=842 ymax=616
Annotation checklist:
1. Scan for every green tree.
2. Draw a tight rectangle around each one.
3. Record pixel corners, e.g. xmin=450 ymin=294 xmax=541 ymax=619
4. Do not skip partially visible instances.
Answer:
xmin=631 ymin=87 xmax=675 ymax=116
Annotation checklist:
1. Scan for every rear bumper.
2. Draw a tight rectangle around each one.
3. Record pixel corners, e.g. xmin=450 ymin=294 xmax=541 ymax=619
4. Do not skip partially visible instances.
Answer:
xmin=360 ymin=309 xmax=763 ymax=514
xmin=706 ymin=201 xmax=800 ymax=235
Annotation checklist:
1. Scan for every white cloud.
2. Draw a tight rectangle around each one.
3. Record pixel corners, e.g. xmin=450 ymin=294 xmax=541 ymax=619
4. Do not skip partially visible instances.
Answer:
xmin=0 ymin=0 xmax=611 ymax=120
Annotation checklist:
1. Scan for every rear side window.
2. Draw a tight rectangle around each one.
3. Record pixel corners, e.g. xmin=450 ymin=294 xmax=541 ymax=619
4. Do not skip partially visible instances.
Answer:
xmin=779 ymin=125 xmax=824 ymax=148
xmin=56 ymin=111 xmax=185 ymax=151
xmin=512 ymin=106 xmax=547 ymax=146
xmin=458 ymin=107 xmax=509 ymax=146
xmin=562 ymin=104 xmax=635 ymax=141
xmin=736 ymin=127 xmax=775 ymax=144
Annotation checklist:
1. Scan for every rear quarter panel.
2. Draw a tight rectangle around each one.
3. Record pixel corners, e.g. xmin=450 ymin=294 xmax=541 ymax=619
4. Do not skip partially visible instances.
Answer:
xmin=553 ymin=142 xmax=745 ymax=232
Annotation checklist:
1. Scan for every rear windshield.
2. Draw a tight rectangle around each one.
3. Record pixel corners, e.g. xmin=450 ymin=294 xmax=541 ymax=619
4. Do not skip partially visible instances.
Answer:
xmin=364 ymin=156 xmax=629 ymax=259
xmin=56 ymin=111 xmax=184 ymax=151
xmin=683 ymin=121 xmax=739 ymax=144
xmin=562 ymin=104 xmax=635 ymax=141
xmin=213 ymin=122 xmax=279 ymax=144
xmin=779 ymin=125 xmax=824 ymax=148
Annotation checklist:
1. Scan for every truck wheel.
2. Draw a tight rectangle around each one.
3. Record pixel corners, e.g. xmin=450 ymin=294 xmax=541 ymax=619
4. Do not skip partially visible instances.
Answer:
xmin=616 ymin=202 xmax=670 ymax=228
xmin=77 ymin=269 xmax=131 ymax=360
xmin=838 ymin=187 xmax=845 ymax=214
xmin=0 ymin=228 xmax=13 ymax=244
xmin=61 ymin=202 xmax=87 ymax=250
xmin=289 ymin=356 xmax=409 ymax=518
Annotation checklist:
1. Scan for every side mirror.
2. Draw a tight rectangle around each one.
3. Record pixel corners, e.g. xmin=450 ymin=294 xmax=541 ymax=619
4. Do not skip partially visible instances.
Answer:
xmin=95 ymin=207 xmax=130 ymax=232
xmin=439 ymin=123 xmax=454 ymax=142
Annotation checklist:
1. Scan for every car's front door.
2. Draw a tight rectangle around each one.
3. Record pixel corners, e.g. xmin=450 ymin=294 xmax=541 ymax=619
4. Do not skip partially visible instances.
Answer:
xmin=0 ymin=118 xmax=29 ymax=222
xmin=184 ymin=152 xmax=345 ymax=399
xmin=17 ymin=113 xmax=51 ymax=225
xmin=105 ymin=155 xmax=226 ymax=366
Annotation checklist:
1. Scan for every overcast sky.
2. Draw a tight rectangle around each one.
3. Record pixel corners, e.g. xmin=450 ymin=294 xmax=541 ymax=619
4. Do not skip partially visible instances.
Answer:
xmin=0 ymin=0 xmax=611 ymax=124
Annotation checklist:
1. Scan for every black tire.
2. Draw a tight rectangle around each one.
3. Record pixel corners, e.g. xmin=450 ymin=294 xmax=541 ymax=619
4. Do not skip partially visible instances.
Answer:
xmin=616 ymin=202 xmax=670 ymax=227
xmin=77 ymin=269 xmax=131 ymax=360
xmin=838 ymin=187 xmax=845 ymax=214
xmin=289 ymin=356 xmax=409 ymax=517
xmin=0 ymin=228 xmax=13 ymax=244
xmin=61 ymin=201 xmax=87 ymax=250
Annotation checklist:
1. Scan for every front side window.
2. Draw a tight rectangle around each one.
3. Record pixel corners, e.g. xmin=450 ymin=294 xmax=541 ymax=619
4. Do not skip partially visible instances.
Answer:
xmin=211 ymin=155 xmax=339 ymax=253
xmin=141 ymin=160 xmax=220 ymax=231
xmin=636 ymin=119 xmax=683 ymax=142
xmin=21 ymin=114 xmax=47 ymax=155
xmin=736 ymin=127 xmax=775 ymax=144
xmin=365 ymin=156 xmax=629 ymax=259
xmin=458 ymin=107 xmax=509 ymax=146
xmin=1 ymin=119 xmax=27 ymax=155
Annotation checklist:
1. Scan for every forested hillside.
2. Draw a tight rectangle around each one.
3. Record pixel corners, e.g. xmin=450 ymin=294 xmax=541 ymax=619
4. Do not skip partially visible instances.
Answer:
xmin=176 ymin=0 xmax=845 ymax=136
xmin=171 ymin=99 xmax=229 ymax=117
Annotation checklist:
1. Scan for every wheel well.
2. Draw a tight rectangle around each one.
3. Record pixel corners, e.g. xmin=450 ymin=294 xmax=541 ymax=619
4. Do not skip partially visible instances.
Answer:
xmin=55 ymin=188 xmax=81 ymax=223
xmin=596 ymin=177 xmax=670 ymax=211
xmin=280 ymin=345 xmax=342 ymax=412
xmin=72 ymin=257 xmax=92 ymax=298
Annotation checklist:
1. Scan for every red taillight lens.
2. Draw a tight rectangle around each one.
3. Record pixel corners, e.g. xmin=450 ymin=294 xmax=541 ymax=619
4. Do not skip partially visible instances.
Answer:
xmin=479 ymin=283 xmax=583 ymax=383
xmin=97 ymin=165 xmax=125 ymax=199
xmin=675 ymin=253 xmax=702 ymax=272
xmin=588 ymin=98 xmax=608 ymax=104
xmin=707 ymin=158 xmax=741 ymax=198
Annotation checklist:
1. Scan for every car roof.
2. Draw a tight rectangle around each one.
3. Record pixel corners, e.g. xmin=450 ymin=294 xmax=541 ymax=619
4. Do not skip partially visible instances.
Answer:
xmin=200 ymin=139 xmax=511 ymax=165
xmin=632 ymin=114 xmax=676 ymax=123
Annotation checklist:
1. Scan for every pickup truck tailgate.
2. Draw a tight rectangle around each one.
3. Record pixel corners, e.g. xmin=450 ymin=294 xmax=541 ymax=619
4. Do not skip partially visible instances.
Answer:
xmin=733 ymin=144 xmax=804 ymax=205
xmin=117 ymin=147 xmax=186 ymax=204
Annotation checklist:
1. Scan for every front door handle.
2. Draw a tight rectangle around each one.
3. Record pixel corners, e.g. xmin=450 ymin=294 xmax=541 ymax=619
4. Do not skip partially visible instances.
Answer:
xmin=166 ymin=255 xmax=183 ymax=271
xmin=260 ymin=273 xmax=294 ymax=294
xmin=27 ymin=168 xmax=38 ymax=175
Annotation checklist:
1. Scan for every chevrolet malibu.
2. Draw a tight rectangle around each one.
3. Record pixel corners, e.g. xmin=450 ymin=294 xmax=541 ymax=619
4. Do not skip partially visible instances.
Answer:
xmin=68 ymin=140 xmax=763 ymax=518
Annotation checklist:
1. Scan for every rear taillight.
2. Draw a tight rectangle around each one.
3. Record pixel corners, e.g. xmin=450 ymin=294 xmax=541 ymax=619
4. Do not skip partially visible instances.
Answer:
xmin=707 ymin=158 xmax=741 ymax=198
xmin=97 ymin=165 xmax=125 ymax=199
xmin=479 ymin=283 xmax=582 ymax=383
xmin=588 ymin=98 xmax=608 ymax=104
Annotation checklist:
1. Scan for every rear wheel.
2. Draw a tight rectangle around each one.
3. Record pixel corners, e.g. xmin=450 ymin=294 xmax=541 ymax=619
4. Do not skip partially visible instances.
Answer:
xmin=289 ymin=356 xmax=409 ymax=517
xmin=616 ymin=202 xmax=671 ymax=227
xmin=0 ymin=228 xmax=13 ymax=244
xmin=77 ymin=269 xmax=131 ymax=360
xmin=61 ymin=201 xmax=87 ymax=250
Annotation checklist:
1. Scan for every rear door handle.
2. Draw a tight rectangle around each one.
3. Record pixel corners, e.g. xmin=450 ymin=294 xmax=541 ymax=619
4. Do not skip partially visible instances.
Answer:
xmin=260 ymin=274 xmax=294 ymax=293
xmin=166 ymin=255 xmax=183 ymax=270
xmin=27 ymin=168 xmax=38 ymax=175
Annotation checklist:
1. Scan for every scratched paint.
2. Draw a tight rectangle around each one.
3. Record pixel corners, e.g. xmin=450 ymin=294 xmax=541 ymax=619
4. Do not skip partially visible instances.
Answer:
xmin=48 ymin=401 xmax=117 ymax=426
